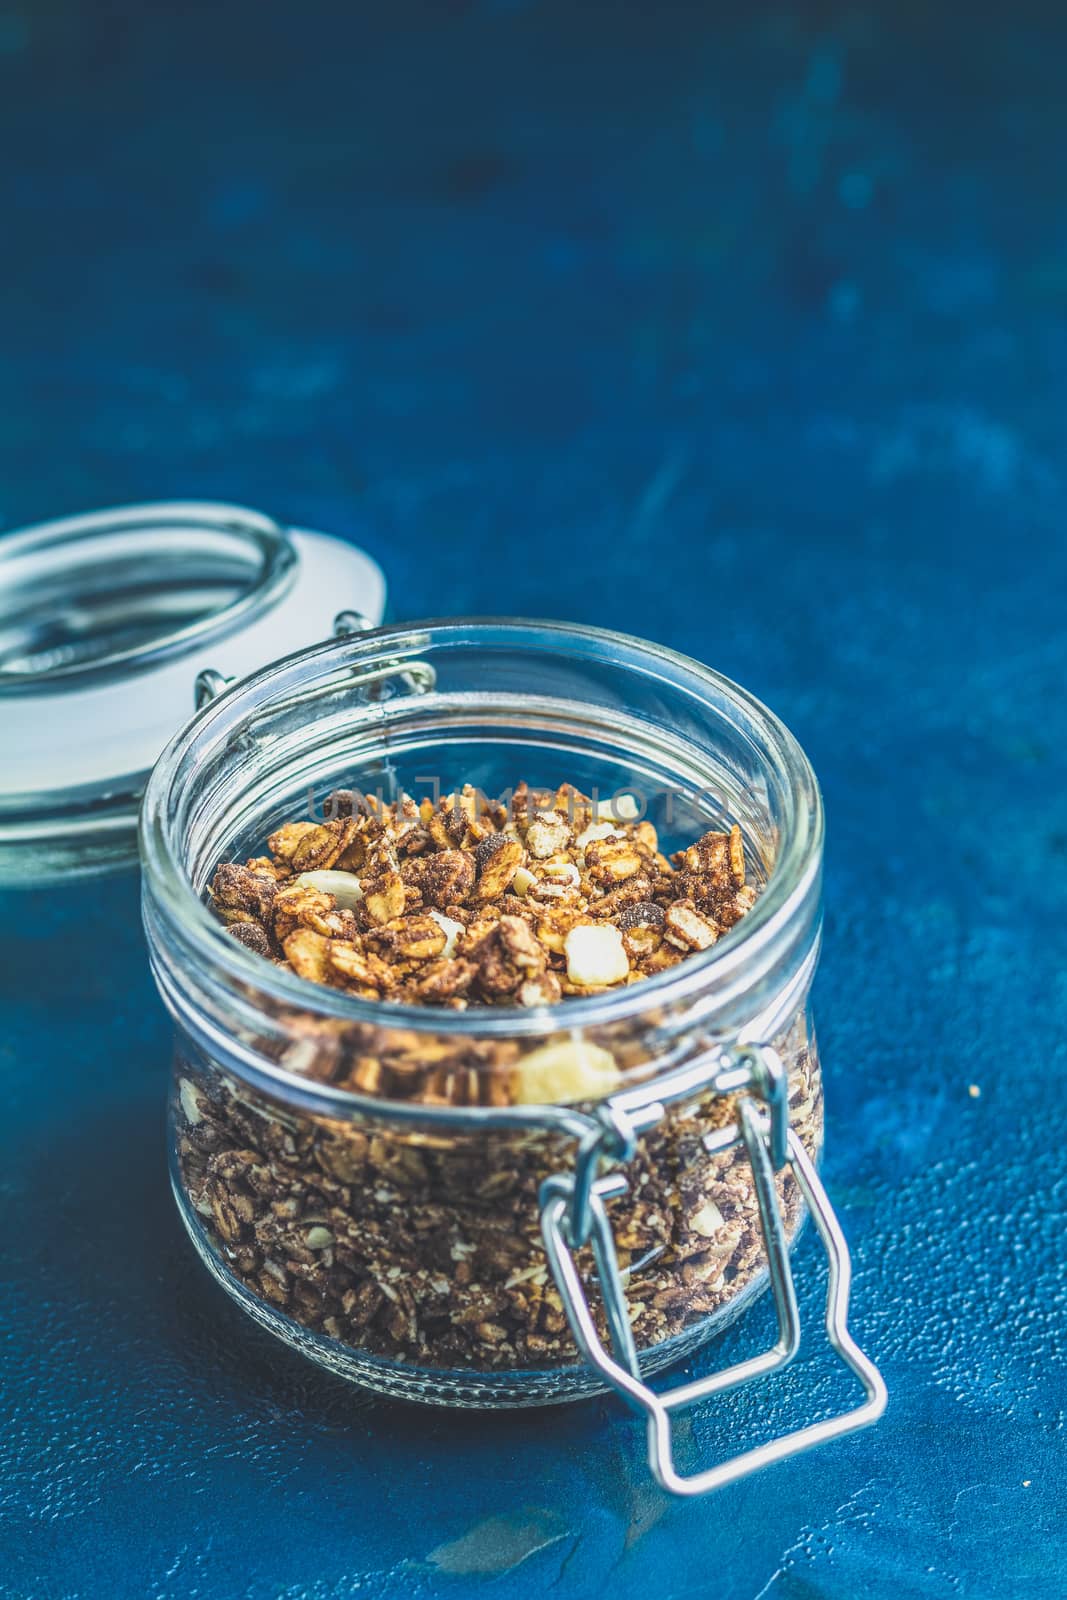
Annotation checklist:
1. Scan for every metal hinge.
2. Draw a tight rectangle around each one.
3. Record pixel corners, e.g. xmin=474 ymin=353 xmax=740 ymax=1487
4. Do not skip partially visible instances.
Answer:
xmin=539 ymin=1041 xmax=886 ymax=1496
xmin=193 ymin=610 xmax=436 ymax=711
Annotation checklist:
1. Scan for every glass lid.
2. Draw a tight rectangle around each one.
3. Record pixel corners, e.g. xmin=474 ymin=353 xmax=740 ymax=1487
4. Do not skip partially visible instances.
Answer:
xmin=0 ymin=501 xmax=386 ymax=884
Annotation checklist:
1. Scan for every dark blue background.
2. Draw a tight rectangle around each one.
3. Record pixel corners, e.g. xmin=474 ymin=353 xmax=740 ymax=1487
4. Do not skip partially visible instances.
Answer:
xmin=1 ymin=3 xmax=1065 ymax=1596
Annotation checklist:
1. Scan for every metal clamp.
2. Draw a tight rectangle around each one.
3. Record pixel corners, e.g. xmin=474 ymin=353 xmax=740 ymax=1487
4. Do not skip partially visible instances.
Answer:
xmin=539 ymin=1044 xmax=886 ymax=1496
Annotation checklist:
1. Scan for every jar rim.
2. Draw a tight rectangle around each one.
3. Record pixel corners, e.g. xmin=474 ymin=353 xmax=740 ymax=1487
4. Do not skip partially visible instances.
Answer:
xmin=140 ymin=618 xmax=823 ymax=1044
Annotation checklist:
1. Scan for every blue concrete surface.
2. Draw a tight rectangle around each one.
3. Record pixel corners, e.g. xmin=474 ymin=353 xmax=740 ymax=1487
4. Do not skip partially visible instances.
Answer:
xmin=1 ymin=3 xmax=1065 ymax=1596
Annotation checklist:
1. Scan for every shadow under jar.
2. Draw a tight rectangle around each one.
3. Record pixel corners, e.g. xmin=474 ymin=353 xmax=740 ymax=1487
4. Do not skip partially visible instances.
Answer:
xmin=140 ymin=620 xmax=884 ymax=1495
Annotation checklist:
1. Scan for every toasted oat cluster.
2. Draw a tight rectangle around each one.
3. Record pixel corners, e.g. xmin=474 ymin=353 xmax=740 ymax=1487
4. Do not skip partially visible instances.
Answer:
xmin=209 ymin=782 xmax=758 ymax=1011
xmin=176 ymin=1033 xmax=822 ymax=1378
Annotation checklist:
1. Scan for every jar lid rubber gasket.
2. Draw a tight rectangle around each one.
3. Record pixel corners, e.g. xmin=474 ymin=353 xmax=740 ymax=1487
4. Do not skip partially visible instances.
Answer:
xmin=0 ymin=501 xmax=386 ymax=883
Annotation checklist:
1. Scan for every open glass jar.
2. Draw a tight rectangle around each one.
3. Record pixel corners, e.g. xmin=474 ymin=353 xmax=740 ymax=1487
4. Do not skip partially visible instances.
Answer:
xmin=140 ymin=619 xmax=886 ymax=1495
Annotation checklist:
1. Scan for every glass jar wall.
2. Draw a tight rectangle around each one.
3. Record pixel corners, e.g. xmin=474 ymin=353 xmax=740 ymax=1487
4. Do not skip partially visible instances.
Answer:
xmin=141 ymin=621 xmax=824 ymax=1405
xmin=170 ymin=1010 xmax=821 ymax=1405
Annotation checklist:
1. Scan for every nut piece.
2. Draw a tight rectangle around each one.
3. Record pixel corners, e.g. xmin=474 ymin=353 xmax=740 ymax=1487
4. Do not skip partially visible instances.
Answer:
xmin=664 ymin=900 xmax=719 ymax=951
xmin=575 ymin=821 xmax=620 ymax=853
xmin=511 ymin=1039 xmax=622 ymax=1104
xmin=583 ymin=836 xmax=644 ymax=886
xmin=528 ymin=859 xmax=581 ymax=900
xmin=690 ymin=1199 xmax=725 ymax=1238
xmin=517 ymin=970 xmax=564 ymax=1007
xmin=512 ymin=866 xmax=536 ymax=897
xmin=525 ymin=810 xmax=573 ymax=859
xmin=607 ymin=792 xmax=641 ymax=821
xmin=564 ymin=923 xmax=630 ymax=987
xmin=293 ymin=869 xmax=365 ymax=910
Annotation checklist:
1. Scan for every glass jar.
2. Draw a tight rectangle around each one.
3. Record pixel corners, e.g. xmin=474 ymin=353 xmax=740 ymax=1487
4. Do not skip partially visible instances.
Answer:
xmin=140 ymin=619 xmax=885 ymax=1495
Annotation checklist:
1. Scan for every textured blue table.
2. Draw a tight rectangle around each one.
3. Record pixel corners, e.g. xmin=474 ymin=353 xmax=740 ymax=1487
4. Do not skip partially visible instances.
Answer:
xmin=1 ymin=4 xmax=1065 ymax=1596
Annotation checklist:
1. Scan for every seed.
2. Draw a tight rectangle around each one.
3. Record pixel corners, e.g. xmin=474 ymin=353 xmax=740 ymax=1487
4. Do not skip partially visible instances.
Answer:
xmin=293 ymin=869 xmax=365 ymax=909
xmin=179 ymin=1077 xmax=205 ymax=1126
xmin=429 ymin=910 xmax=465 ymax=958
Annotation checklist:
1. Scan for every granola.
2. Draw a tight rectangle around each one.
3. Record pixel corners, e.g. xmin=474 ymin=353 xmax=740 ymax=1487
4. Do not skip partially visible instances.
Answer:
xmin=174 ymin=783 xmax=823 ymax=1383
xmin=208 ymin=782 xmax=759 ymax=1031
xmin=174 ymin=1024 xmax=821 ymax=1376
